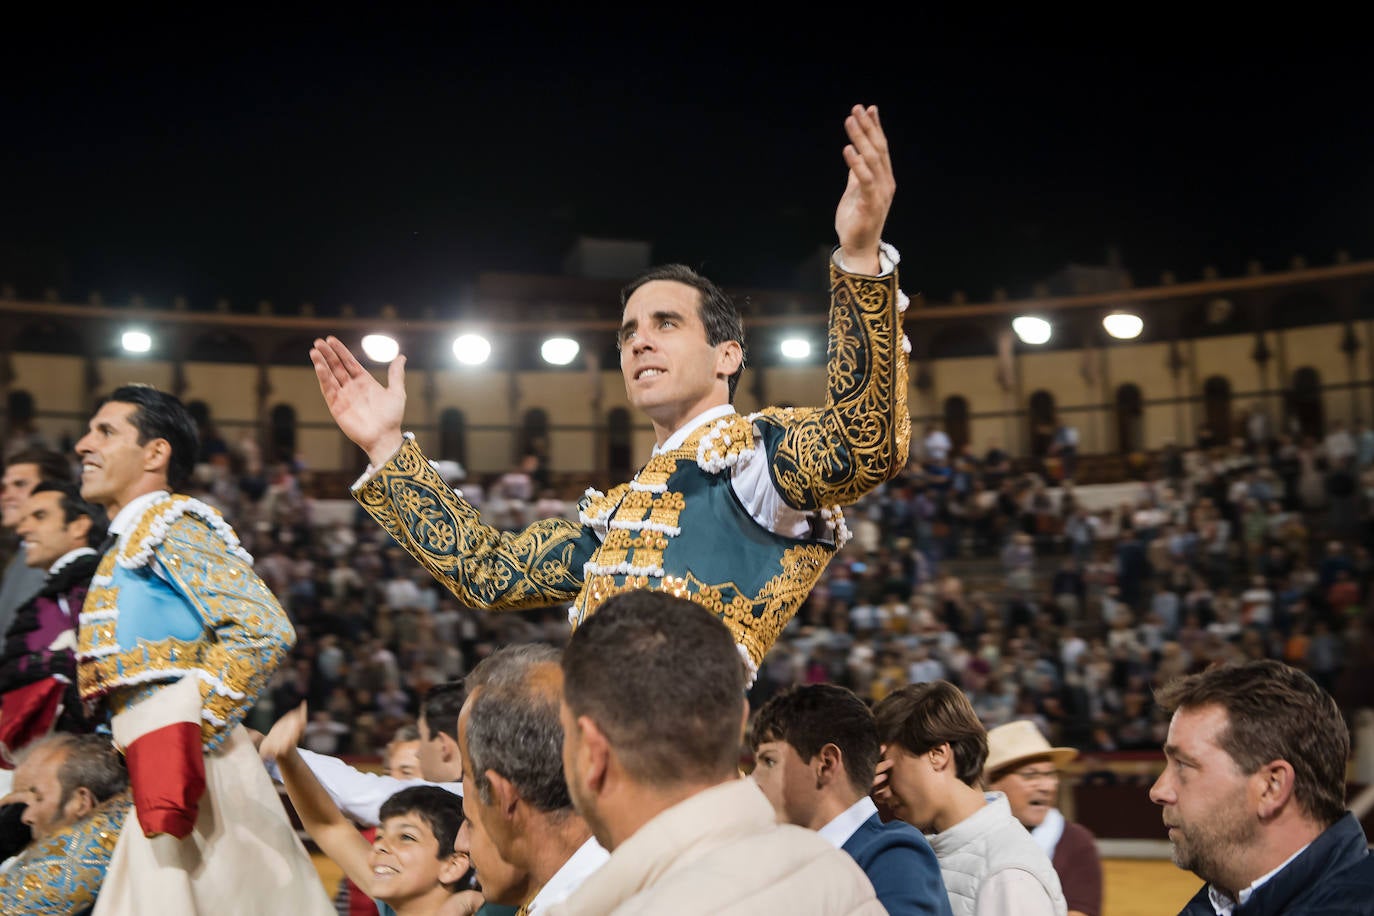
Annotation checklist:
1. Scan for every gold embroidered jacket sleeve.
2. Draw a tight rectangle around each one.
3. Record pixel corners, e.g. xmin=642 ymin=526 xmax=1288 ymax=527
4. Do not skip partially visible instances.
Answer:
xmin=752 ymin=258 xmax=911 ymax=511
xmin=354 ymin=438 xmax=601 ymax=610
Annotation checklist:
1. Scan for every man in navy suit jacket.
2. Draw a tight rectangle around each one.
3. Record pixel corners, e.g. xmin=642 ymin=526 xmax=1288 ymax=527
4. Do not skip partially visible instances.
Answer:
xmin=751 ymin=684 xmax=953 ymax=916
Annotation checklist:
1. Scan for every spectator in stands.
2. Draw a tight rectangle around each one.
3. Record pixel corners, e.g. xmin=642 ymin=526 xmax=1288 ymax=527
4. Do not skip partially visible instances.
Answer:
xmin=985 ymin=720 xmax=1101 ymax=916
xmin=1151 ymin=659 xmax=1374 ymax=914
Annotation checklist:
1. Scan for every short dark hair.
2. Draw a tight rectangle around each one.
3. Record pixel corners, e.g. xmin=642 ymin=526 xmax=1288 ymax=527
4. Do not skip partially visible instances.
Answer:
xmin=873 ymin=680 xmax=988 ymax=787
xmin=30 ymin=480 xmax=108 ymax=549
xmin=104 ymin=385 xmax=199 ymax=490
xmin=420 ymin=681 xmax=466 ymax=743
xmin=1155 ymin=659 xmax=1349 ymax=827
xmin=379 ymin=785 xmax=464 ymax=861
xmin=5 ymin=448 xmax=73 ymax=485
xmin=752 ymin=684 xmax=880 ymax=797
xmin=465 ymin=645 xmax=571 ymax=815
xmin=562 ymin=589 xmax=746 ymax=787
xmin=620 ymin=264 xmax=747 ymax=401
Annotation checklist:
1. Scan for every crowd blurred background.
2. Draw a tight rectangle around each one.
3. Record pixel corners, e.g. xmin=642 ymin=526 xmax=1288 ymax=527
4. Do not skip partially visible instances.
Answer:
xmin=12 ymin=416 xmax=1369 ymax=764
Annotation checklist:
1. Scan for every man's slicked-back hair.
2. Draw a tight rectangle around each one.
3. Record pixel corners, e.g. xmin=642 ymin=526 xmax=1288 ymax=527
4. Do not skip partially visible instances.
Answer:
xmin=873 ymin=680 xmax=989 ymax=788
xmin=620 ymin=264 xmax=747 ymax=401
xmin=31 ymin=480 xmax=109 ymax=549
xmin=752 ymin=683 xmax=880 ymax=796
xmin=104 ymin=384 xmax=199 ymax=490
xmin=562 ymin=590 xmax=747 ymax=787
xmin=379 ymin=785 xmax=464 ymax=860
xmin=463 ymin=643 xmax=571 ymax=815
xmin=420 ymin=681 xmax=467 ymax=743
xmin=5 ymin=448 xmax=74 ymax=486
xmin=1155 ymin=659 xmax=1349 ymax=827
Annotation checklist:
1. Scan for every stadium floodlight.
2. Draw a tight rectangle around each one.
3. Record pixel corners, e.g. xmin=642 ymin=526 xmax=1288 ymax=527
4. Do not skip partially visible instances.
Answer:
xmin=361 ymin=334 xmax=400 ymax=363
xmin=1012 ymin=316 xmax=1052 ymax=345
xmin=541 ymin=337 xmax=579 ymax=366
xmin=121 ymin=329 xmax=152 ymax=354
xmin=780 ymin=336 xmax=812 ymax=360
xmin=452 ymin=333 xmax=492 ymax=366
xmin=1102 ymin=312 xmax=1144 ymax=340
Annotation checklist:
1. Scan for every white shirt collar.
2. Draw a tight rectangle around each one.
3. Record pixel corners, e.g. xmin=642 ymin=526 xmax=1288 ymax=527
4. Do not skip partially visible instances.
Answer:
xmin=47 ymin=546 xmax=98 ymax=576
xmin=652 ymin=405 xmax=736 ymax=456
xmin=817 ymin=795 xmax=879 ymax=849
xmin=108 ymin=490 xmax=170 ymax=538
xmin=1205 ymin=842 xmax=1311 ymax=916
xmin=526 ymin=835 xmax=610 ymax=913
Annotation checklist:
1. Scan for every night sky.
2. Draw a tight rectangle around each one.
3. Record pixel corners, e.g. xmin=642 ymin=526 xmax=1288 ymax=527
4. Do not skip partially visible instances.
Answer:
xmin=5 ymin=16 xmax=1371 ymax=314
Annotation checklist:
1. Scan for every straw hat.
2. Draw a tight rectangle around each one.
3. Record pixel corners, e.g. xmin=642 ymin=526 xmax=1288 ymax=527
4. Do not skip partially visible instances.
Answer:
xmin=985 ymin=720 xmax=1078 ymax=777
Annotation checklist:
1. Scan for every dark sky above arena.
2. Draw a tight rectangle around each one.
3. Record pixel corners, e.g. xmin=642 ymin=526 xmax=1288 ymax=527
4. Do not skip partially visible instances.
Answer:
xmin=5 ymin=15 xmax=1370 ymax=314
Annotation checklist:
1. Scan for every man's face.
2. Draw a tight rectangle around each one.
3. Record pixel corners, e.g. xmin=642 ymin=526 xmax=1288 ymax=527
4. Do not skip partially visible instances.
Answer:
xmin=750 ymin=740 xmax=820 ymax=828
xmin=16 ymin=490 xmax=90 ymax=571
xmin=880 ymin=745 xmax=941 ymax=833
xmin=14 ymin=747 xmax=84 ymax=840
xmin=1149 ymin=704 xmax=1258 ymax=888
xmin=0 ymin=462 xmax=41 ymax=529
xmin=415 ymin=715 xmax=447 ymax=783
xmin=618 ymin=280 xmax=739 ymax=440
xmin=387 ymin=740 xmax=423 ymax=780
xmin=75 ymin=401 xmax=157 ymax=511
xmin=456 ymin=701 xmax=523 ymax=905
xmin=989 ymin=756 xmax=1061 ymax=830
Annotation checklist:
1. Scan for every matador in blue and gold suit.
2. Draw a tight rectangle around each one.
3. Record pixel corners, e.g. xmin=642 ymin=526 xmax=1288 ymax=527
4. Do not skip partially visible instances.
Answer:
xmin=75 ymin=494 xmax=334 ymax=915
xmin=354 ymin=249 xmax=911 ymax=676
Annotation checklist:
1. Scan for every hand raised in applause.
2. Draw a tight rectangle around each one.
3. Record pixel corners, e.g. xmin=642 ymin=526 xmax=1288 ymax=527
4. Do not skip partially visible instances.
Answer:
xmin=310 ymin=335 xmax=407 ymax=468
xmin=835 ymin=104 xmax=896 ymax=277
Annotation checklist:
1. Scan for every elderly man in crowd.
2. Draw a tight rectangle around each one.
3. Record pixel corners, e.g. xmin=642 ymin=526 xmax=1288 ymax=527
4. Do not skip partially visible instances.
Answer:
xmin=985 ymin=720 xmax=1101 ymax=916
xmin=1151 ymin=659 xmax=1374 ymax=914
xmin=457 ymin=643 xmax=608 ymax=913
xmin=0 ymin=733 xmax=131 ymax=914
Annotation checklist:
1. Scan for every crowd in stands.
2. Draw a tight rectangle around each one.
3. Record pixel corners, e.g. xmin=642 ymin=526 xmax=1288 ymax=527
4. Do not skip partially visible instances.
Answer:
xmin=14 ymin=413 xmax=1363 ymax=766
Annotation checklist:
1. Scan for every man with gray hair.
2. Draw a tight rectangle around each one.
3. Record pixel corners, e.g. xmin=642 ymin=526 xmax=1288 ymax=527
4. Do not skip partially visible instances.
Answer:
xmin=0 ymin=732 xmax=132 ymax=913
xmin=458 ymin=643 xmax=608 ymax=912
xmin=552 ymin=589 xmax=882 ymax=915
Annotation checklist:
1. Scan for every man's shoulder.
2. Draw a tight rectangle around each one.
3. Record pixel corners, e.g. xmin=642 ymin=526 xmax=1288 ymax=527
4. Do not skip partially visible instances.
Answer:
xmin=121 ymin=494 xmax=251 ymax=565
xmin=844 ymin=813 xmax=932 ymax=855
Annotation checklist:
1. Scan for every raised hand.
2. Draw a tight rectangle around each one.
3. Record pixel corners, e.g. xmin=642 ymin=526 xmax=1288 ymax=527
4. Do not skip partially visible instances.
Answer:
xmin=310 ymin=335 xmax=407 ymax=467
xmin=835 ymin=104 xmax=896 ymax=276
xmin=259 ymin=700 xmax=309 ymax=763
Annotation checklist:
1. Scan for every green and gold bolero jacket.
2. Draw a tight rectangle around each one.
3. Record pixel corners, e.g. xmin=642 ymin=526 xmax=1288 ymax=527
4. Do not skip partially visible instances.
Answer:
xmin=355 ymin=253 xmax=910 ymax=675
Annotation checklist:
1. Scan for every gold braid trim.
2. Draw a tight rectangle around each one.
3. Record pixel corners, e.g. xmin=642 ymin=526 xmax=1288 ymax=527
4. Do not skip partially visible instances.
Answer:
xmin=755 ymin=263 xmax=910 ymax=510
xmin=355 ymin=438 xmax=587 ymax=610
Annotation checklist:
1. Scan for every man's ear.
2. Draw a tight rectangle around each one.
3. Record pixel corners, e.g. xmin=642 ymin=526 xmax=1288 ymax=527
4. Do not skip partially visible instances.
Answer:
xmin=65 ymin=786 xmax=96 ymax=822
xmin=1254 ymin=759 xmax=1298 ymax=820
xmin=485 ymin=769 xmax=520 ymax=819
xmin=143 ymin=437 xmax=172 ymax=474
xmin=814 ymin=743 xmax=844 ymax=788
xmin=715 ymin=340 xmax=743 ymax=381
xmin=927 ymin=742 xmax=952 ymax=774
xmin=439 ymin=732 xmax=460 ymax=764
xmin=577 ymin=715 xmax=612 ymax=793
xmin=437 ymin=850 xmax=469 ymax=887
xmin=68 ymin=515 xmax=92 ymax=544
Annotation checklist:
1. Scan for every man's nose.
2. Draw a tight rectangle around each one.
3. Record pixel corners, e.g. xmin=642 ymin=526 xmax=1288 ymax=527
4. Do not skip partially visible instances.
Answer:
xmin=1148 ymin=771 xmax=1172 ymax=806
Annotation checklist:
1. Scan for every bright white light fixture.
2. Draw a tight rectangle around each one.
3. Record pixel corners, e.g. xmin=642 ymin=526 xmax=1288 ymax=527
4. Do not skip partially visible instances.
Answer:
xmin=780 ymin=337 xmax=811 ymax=360
xmin=1102 ymin=312 xmax=1144 ymax=340
xmin=452 ymin=334 xmax=492 ymax=366
xmin=541 ymin=337 xmax=580 ymax=366
xmin=1012 ymin=316 xmax=1052 ymax=345
xmin=361 ymin=334 xmax=400 ymax=363
xmin=121 ymin=330 xmax=152 ymax=353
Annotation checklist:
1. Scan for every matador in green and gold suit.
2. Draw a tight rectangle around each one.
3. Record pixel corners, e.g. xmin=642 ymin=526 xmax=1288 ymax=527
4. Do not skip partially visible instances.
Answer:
xmin=354 ymin=249 xmax=911 ymax=679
